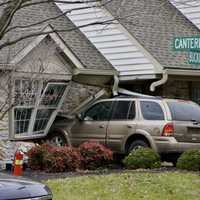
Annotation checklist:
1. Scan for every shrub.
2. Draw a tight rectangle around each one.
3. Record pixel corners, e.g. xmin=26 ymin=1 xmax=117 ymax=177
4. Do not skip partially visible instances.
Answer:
xmin=79 ymin=140 xmax=113 ymax=170
xmin=27 ymin=143 xmax=52 ymax=170
xmin=27 ymin=144 xmax=83 ymax=172
xmin=44 ymin=146 xmax=83 ymax=173
xmin=123 ymin=148 xmax=161 ymax=169
xmin=177 ymin=149 xmax=200 ymax=171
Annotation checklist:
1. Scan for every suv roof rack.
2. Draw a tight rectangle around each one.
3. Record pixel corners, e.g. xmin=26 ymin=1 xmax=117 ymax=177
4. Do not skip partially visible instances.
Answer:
xmin=113 ymin=95 xmax=162 ymax=100
xmin=115 ymin=88 xmax=162 ymax=99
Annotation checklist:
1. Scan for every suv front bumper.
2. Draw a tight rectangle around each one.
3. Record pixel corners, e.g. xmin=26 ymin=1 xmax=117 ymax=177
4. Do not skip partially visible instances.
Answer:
xmin=153 ymin=136 xmax=200 ymax=154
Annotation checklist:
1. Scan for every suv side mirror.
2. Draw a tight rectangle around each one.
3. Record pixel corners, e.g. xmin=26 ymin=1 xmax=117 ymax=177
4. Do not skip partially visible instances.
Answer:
xmin=77 ymin=113 xmax=84 ymax=121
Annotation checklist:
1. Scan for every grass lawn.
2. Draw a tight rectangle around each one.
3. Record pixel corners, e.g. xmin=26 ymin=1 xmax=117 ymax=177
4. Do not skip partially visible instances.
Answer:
xmin=46 ymin=172 xmax=200 ymax=200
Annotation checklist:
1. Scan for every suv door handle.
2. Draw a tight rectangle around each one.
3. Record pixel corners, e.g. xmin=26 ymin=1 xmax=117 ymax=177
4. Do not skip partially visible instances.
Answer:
xmin=127 ymin=125 xmax=133 ymax=128
xmin=99 ymin=125 xmax=105 ymax=128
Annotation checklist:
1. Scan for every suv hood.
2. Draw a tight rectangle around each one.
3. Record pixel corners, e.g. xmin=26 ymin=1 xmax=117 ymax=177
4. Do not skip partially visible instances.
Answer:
xmin=0 ymin=179 xmax=51 ymax=200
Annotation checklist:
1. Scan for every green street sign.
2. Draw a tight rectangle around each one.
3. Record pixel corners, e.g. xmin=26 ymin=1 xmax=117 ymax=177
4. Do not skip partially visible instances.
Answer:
xmin=188 ymin=51 xmax=200 ymax=64
xmin=173 ymin=37 xmax=200 ymax=51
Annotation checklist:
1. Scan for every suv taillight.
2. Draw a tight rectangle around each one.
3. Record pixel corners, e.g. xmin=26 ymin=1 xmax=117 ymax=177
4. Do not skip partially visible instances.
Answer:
xmin=162 ymin=123 xmax=174 ymax=136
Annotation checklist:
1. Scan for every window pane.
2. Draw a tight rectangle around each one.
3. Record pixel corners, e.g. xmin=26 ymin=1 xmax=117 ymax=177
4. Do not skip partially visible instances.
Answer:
xmin=128 ymin=102 xmax=136 ymax=119
xmin=14 ymin=79 xmax=40 ymax=106
xmin=192 ymin=87 xmax=200 ymax=105
xmin=111 ymin=101 xmax=131 ymax=120
xmin=141 ymin=101 xmax=164 ymax=120
xmin=84 ymin=101 xmax=112 ymax=121
xmin=33 ymin=109 xmax=54 ymax=132
xmin=40 ymin=84 xmax=66 ymax=107
xmin=14 ymin=108 xmax=32 ymax=134
xmin=167 ymin=101 xmax=200 ymax=121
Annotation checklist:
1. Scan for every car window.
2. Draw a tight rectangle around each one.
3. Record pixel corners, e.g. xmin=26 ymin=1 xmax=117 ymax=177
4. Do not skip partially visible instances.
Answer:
xmin=167 ymin=101 xmax=200 ymax=121
xmin=141 ymin=101 xmax=164 ymax=120
xmin=84 ymin=101 xmax=112 ymax=121
xmin=111 ymin=101 xmax=130 ymax=120
xmin=128 ymin=101 xmax=136 ymax=119
xmin=111 ymin=101 xmax=135 ymax=120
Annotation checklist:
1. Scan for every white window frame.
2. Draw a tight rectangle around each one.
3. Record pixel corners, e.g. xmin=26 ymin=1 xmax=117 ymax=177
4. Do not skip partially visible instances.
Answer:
xmin=9 ymin=78 xmax=70 ymax=140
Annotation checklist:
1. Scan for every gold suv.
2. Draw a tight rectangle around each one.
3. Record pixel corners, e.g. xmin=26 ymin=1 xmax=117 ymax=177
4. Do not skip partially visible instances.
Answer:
xmin=50 ymin=97 xmax=200 ymax=162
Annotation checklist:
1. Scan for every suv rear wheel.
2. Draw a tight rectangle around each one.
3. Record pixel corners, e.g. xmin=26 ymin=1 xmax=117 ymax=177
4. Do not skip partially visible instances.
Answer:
xmin=128 ymin=140 xmax=149 ymax=153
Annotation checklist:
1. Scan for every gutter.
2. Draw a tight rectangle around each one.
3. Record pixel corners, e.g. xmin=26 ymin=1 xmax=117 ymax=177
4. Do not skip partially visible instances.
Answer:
xmin=112 ymin=75 xmax=119 ymax=96
xmin=150 ymin=70 xmax=168 ymax=92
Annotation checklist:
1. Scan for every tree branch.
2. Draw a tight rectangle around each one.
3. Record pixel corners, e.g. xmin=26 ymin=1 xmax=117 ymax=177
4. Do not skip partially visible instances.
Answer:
xmin=0 ymin=0 xmax=24 ymax=39
xmin=5 ymin=0 xmax=111 ymax=33
xmin=0 ymin=18 xmax=117 ymax=50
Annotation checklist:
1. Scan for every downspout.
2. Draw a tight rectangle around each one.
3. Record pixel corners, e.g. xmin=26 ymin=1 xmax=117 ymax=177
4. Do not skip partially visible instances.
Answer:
xmin=150 ymin=70 xmax=168 ymax=92
xmin=112 ymin=75 xmax=119 ymax=96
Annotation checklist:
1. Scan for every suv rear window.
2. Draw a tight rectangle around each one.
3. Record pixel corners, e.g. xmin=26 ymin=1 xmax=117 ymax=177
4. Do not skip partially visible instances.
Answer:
xmin=141 ymin=101 xmax=164 ymax=120
xmin=167 ymin=101 xmax=200 ymax=121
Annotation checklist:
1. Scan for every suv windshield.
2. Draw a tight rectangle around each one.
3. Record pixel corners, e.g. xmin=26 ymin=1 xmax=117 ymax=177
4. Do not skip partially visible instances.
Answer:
xmin=167 ymin=101 xmax=200 ymax=122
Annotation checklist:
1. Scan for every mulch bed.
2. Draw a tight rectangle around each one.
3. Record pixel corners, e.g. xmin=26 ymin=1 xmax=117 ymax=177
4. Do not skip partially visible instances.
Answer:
xmin=0 ymin=164 xmax=177 ymax=182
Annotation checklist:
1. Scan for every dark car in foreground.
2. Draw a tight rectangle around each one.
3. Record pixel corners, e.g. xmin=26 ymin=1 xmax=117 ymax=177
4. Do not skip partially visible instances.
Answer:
xmin=0 ymin=178 xmax=52 ymax=200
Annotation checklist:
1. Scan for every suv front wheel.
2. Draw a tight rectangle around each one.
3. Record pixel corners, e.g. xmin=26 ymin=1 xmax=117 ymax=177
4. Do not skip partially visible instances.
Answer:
xmin=47 ymin=132 xmax=68 ymax=146
xmin=128 ymin=140 xmax=149 ymax=153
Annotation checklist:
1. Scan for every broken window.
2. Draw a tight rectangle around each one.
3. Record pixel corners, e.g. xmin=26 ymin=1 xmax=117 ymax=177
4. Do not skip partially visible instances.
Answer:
xmin=10 ymin=79 xmax=68 ymax=139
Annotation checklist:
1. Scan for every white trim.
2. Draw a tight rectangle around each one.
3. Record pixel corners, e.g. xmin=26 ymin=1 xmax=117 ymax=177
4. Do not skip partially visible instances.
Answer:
xmin=166 ymin=68 xmax=200 ymax=76
xmin=73 ymin=68 xmax=117 ymax=76
xmin=11 ymin=25 xmax=84 ymax=69
xmin=119 ymin=74 xmax=159 ymax=82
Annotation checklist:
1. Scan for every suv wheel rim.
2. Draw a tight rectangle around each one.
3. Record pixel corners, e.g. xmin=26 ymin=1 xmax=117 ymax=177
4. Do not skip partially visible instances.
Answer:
xmin=133 ymin=145 xmax=143 ymax=151
xmin=51 ymin=136 xmax=65 ymax=146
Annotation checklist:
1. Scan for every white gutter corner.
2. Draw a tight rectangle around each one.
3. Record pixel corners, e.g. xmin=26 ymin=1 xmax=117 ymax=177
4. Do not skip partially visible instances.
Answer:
xmin=150 ymin=71 xmax=168 ymax=92
xmin=112 ymin=75 xmax=119 ymax=96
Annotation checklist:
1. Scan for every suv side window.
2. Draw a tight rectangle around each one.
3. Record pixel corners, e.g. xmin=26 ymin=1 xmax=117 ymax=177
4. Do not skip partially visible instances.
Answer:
xmin=111 ymin=101 xmax=135 ymax=120
xmin=84 ymin=101 xmax=112 ymax=121
xmin=140 ymin=101 xmax=164 ymax=120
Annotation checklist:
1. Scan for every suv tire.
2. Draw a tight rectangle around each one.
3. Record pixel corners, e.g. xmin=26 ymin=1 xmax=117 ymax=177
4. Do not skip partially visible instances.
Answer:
xmin=47 ymin=132 xmax=67 ymax=146
xmin=128 ymin=139 xmax=149 ymax=153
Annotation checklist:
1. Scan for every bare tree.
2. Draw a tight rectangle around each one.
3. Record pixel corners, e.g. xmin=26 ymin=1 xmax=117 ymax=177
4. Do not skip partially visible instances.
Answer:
xmin=0 ymin=0 xmax=118 ymax=50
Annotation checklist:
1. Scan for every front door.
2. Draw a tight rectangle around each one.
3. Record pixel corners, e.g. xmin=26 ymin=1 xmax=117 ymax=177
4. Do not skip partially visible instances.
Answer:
xmin=70 ymin=101 xmax=113 ymax=146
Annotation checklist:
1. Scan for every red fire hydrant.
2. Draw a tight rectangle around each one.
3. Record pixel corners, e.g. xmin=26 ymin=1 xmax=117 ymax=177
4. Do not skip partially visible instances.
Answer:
xmin=13 ymin=150 xmax=23 ymax=176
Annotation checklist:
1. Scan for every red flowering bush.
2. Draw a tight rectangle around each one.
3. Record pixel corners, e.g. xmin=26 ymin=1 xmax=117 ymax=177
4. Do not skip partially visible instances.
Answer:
xmin=79 ymin=140 xmax=113 ymax=170
xmin=44 ymin=146 xmax=83 ymax=173
xmin=27 ymin=143 xmax=52 ymax=170
xmin=27 ymin=144 xmax=83 ymax=172
xmin=27 ymin=141 xmax=113 ymax=172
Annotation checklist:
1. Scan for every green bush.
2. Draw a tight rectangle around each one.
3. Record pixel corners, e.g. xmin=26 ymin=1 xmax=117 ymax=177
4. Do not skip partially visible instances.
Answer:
xmin=177 ymin=149 xmax=200 ymax=171
xmin=123 ymin=148 xmax=161 ymax=169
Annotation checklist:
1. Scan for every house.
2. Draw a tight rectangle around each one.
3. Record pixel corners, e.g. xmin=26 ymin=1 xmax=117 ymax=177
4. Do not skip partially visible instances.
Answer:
xmin=59 ymin=0 xmax=200 ymax=104
xmin=0 ymin=1 xmax=117 ymax=145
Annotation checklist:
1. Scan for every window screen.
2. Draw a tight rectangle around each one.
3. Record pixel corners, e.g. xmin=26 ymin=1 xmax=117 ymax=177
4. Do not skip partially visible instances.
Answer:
xmin=84 ymin=101 xmax=112 ymax=121
xmin=141 ymin=101 xmax=164 ymax=120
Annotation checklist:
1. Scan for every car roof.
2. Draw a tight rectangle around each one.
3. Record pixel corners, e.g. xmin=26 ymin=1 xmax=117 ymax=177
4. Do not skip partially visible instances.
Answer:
xmin=98 ymin=96 xmax=195 ymax=103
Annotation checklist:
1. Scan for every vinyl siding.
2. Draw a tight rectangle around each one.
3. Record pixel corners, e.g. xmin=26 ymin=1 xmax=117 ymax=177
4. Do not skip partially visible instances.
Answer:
xmin=56 ymin=1 xmax=156 ymax=78
xmin=170 ymin=0 xmax=200 ymax=29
